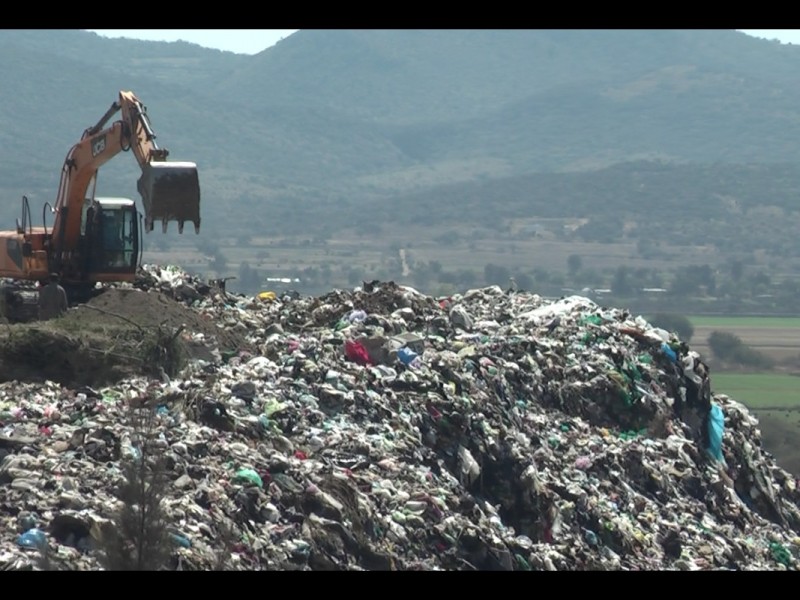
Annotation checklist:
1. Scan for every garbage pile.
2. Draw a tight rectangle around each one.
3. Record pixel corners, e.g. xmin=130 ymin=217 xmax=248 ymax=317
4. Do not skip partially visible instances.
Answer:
xmin=2 ymin=265 xmax=800 ymax=570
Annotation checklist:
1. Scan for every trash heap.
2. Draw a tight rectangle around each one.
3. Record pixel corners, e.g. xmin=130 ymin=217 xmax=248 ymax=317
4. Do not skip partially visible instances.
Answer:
xmin=2 ymin=265 xmax=799 ymax=571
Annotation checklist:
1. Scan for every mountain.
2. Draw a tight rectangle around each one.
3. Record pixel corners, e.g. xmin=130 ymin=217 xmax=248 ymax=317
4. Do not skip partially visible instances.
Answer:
xmin=1 ymin=29 xmax=799 ymax=298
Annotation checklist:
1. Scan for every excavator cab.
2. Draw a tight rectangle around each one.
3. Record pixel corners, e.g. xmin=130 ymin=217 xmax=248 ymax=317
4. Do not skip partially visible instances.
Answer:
xmin=138 ymin=161 xmax=201 ymax=234
xmin=84 ymin=198 xmax=139 ymax=275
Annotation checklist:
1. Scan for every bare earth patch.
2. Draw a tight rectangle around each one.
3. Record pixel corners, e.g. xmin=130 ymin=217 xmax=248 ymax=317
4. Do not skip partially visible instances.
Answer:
xmin=0 ymin=287 xmax=248 ymax=387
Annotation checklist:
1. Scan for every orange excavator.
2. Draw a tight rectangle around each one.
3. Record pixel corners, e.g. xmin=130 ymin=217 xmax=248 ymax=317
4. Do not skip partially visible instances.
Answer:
xmin=0 ymin=90 xmax=201 ymax=321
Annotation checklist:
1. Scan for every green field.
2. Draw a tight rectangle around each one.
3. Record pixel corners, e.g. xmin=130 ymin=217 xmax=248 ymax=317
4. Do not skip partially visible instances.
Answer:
xmin=687 ymin=315 xmax=800 ymax=371
xmin=712 ymin=371 xmax=800 ymax=474
xmin=711 ymin=373 xmax=800 ymax=409
xmin=689 ymin=316 xmax=800 ymax=328
xmin=688 ymin=316 xmax=800 ymax=475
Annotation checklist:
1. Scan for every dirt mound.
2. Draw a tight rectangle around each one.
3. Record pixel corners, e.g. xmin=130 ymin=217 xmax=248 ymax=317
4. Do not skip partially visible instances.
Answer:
xmin=74 ymin=288 xmax=241 ymax=345
xmin=0 ymin=287 xmax=248 ymax=387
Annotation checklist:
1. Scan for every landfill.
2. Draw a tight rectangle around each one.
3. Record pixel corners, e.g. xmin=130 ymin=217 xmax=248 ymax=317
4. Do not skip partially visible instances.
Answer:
xmin=2 ymin=263 xmax=800 ymax=571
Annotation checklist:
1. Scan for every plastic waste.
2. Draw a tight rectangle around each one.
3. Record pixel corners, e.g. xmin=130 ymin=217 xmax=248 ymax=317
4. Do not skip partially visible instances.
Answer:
xmin=707 ymin=403 xmax=725 ymax=463
xmin=258 ymin=414 xmax=271 ymax=431
xmin=1 ymin=267 xmax=799 ymax=572
xmin=347 ymin=310 xmax=367 ymax=323
xmin=234 ymin=468 xmax=263 ymax=488
xmin=345 ymin=340 xmax=372 ymax=366
xmin=123 ymin=444 xmax=142 ymax=461
xmin=661 ymin=342 xmax=678 ymax=363
xmin=170 ymin=532 xmax=192 ymax=548
xmin=18 ymin=515 xmax=38 ymax=532
xmin=263 ymin=399 xmax=288 ymax=417
xmin=397 ymin=347 xmax=419 ymax=367
xmin=770 ymin=542 xmax=792 ymax=566
xmin=17 ymin=528 xmax=46 ymax=549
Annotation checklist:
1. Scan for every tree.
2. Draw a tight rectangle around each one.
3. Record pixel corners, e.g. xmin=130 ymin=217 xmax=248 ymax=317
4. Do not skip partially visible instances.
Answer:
xmin=648 ymin=312 xmax=694 ymax=342
xmin=237 ymin=261 xmax=261 ymax=293
xmin=533 ymin=268 xmax=551 ymax=284
xmin=708 ymin=331 xmax=773 ymax=369
xmin=637 ymin=237 xmax=660 ymax=259
xmin=456 ymin=269 xmax=477 ymax=288
xmin=671 ymin=264 xmax=716 ymax=297
xmin=195 ymin=238 xmax=218 ymax=256
xmin=612 ymin=265 xmax=633 ymax=296
xmin=434 ymin=230 xmax=461 ymax=246
xmin=567 ymin=254 xmax=583 ymax=277
xmin=748 ymin=270 xmax=772 ymax=294
xmin=210 ymin=249 xmax=228 ymax=274
xmin=709 ymin=330 xmax=749 ymax=363
xmin=412 ymin=264 xmax=432 ymax=289
xmin=149 ymin=236 xmax=170 ymax=253
xmin=100 ymin=404 xmax=172 ymax=571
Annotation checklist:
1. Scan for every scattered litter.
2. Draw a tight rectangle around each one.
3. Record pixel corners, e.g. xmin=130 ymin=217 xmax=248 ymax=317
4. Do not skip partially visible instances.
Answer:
xmin=0 ymin=266 xmax=798 ymax=570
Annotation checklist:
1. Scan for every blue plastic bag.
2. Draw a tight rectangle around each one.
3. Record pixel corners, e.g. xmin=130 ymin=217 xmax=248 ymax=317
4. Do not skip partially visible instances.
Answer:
xmin=707 ymin=403 xmax=725 ymax=462
xmin=397 ymin=347 xmax=419 ymax=366
xmin=17 ymin=528 xmax=46 ymax=549
xmin=661 ymin=342 xmax=678 ymax=363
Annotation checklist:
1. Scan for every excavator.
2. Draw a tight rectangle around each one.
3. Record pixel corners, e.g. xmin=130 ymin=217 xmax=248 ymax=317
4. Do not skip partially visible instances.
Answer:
xmin=0 ymin=90 xmax=201 ymax=322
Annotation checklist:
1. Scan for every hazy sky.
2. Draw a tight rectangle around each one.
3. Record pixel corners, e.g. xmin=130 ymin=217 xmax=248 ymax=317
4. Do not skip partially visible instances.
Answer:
xmin=88 ymin=30 xmax=299 ymax=55
xmin=87 ymin=30 xmax=800 ymax=55
xmin=739 ymin=29 xmax=800 ymax=44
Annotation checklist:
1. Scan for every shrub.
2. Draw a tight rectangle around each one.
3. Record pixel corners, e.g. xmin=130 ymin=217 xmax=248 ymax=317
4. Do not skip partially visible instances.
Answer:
xmin=708 ymin=330 xmax=774 ymax=369
xmin=100 ymin=404 xmax=172 ymax=571
xmin=707 ymin=331 xmax=743 ymax=361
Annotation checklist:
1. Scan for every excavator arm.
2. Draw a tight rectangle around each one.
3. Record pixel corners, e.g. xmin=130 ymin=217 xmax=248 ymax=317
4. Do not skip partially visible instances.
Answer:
xmin=50 ymin=90 xmax=200 ymax=264
xmin=117 ymin=91 xmax=201 ymax=234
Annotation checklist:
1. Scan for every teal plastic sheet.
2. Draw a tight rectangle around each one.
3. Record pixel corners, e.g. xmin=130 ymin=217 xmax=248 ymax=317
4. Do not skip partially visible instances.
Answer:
xmin=707 ymin=403 xmax=725 ymax=462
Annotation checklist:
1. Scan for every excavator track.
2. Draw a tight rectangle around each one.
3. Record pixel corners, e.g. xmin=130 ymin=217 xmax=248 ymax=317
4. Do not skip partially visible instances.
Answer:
xmin=0 ymin=280 xmax=111 ymax=324
xmin=0 ymin=281 xmax=40 ymax=323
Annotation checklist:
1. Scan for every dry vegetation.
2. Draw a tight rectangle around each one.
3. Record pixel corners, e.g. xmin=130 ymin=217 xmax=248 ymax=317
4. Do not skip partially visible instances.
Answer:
xmin=0 ymin=287 xmax=247 ymax=387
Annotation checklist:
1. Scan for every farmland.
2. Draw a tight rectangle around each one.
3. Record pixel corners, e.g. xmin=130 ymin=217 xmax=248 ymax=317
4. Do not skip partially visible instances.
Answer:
xmin=689 ymin=316 xmax=800 ymax=475
xmin=690 ymin=317 xmax=800 ymax=371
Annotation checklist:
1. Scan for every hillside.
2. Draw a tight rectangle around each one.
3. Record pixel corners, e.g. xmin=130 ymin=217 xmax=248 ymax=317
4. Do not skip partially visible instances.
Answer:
xmin=3 ymin=30 xmax=800 ymax=232
xmin=0 ymin=30 xmax=799 ymax=313
xmin=0 ymin=268 xmax=799 ymax=570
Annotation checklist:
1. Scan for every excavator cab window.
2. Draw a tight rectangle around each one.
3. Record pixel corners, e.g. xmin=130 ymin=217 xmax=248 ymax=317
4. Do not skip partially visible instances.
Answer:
xmin=90 ymin=201 xmax=138 ymax=272
xmin=101 ymin=207 xmax=136 ymax=269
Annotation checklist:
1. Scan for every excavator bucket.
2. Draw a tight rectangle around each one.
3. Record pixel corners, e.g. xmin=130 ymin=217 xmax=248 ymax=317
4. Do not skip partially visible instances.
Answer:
xmin=137 ymin=161 xmax=201 ymax=234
